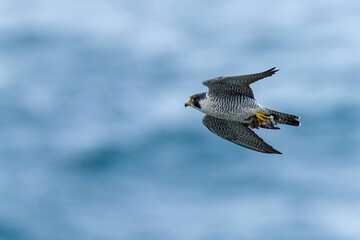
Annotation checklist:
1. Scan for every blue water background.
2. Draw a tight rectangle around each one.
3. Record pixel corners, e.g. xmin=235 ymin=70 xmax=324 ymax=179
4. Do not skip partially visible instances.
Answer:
xmin=1 ymin=1 xmax=360 ymax=239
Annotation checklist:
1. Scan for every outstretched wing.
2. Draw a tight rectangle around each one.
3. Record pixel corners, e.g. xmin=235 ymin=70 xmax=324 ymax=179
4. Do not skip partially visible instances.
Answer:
xmin=202 ymin=115 xmax=281 ymax=154
xmin=202 ymin=67 xmax=278 ymax=98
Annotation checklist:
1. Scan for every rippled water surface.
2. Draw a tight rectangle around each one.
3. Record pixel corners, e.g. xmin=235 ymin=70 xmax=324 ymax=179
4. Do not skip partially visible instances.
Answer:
xmin=0 ymin=1 xmax=360 ymax=239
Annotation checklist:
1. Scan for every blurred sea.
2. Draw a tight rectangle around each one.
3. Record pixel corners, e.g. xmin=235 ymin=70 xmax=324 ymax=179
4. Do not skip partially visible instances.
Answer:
xmin=1 ymin=0 xmax=360 ymax=239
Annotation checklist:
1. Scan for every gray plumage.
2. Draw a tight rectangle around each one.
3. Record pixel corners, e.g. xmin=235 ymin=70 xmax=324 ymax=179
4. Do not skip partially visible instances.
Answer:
xmin=203 ymin=67 xmax=278 ymax=98
xmin=185 ymin=67 xmax=300 ymax=154
xmin=202 ymin=115 xmax=281 ymax=154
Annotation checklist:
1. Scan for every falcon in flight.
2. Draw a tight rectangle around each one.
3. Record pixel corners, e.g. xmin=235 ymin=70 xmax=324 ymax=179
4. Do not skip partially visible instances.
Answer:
xmin=185 ymin=67 xmax=300 ymax=154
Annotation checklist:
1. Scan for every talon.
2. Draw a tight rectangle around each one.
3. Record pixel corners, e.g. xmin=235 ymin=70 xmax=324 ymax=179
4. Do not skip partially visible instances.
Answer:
xmin=255 ymin=112 xmax=270 ymax=126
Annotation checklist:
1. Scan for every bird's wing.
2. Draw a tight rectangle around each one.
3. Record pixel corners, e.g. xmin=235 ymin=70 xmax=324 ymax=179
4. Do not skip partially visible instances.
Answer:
xmin=202 ymin=115 xmax=281 ymax=154
xmin=202 ymin=67 xmax=278 ymax=98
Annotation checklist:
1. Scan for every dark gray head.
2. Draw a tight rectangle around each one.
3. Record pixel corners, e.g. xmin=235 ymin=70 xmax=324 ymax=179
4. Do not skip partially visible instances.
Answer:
xmin=184 ymin=92 xmax=206 ymax=109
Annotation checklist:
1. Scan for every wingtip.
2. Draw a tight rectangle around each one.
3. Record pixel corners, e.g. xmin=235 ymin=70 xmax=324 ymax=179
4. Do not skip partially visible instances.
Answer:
xmin=267 ymin=148 xmax=282 ymax=154
xmin=269 ymin=67 xmax=279 ymax=74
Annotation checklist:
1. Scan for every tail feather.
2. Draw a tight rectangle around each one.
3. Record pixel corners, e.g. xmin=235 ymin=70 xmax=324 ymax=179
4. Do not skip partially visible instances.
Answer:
xmin=268 ymin=109 xmax=300 ymax=127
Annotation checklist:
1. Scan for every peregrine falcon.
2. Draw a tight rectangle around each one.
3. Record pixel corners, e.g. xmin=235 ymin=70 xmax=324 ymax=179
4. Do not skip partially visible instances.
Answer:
xmin=185 ymin=67 xmax=300 ymax=154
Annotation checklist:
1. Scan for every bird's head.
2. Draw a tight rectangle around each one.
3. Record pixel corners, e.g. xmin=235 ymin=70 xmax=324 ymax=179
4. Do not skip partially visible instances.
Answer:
xmin=184 ymin=92 xmax=206 ymax=110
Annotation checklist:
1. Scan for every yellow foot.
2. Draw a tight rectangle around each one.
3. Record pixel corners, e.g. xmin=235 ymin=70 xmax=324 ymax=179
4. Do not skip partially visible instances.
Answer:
xmin=255 ymin=112 xmax=270 ymax=126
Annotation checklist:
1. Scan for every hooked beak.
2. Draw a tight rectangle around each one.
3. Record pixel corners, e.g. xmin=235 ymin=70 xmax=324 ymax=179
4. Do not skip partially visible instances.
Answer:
xmin=184 ymin=98 xmax=192 ymax=107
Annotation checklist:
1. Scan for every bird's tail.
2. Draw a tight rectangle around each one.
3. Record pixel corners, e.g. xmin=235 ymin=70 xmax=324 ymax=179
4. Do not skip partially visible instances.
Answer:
xmin=267 ymin=109 xmax=300 ymax=127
